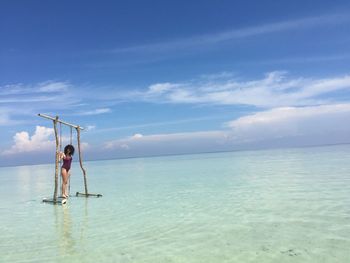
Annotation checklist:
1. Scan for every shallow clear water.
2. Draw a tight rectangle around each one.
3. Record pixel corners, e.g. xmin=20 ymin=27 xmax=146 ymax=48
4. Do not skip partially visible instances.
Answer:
xmin=1 ymin=145 xmax=350 ymax=262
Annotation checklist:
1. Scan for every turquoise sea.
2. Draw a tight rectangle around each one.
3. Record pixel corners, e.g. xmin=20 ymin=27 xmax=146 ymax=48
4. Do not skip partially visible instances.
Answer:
xmin=0 ymin=144 xmax=350 ymax=262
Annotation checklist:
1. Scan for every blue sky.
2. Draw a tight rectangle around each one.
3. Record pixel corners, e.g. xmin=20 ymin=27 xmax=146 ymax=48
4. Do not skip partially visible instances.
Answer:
xmin=1 ymin=0 xmax=350 ymax=166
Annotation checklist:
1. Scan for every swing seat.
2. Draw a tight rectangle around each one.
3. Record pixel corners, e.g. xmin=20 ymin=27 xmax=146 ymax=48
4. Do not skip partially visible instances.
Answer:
xmin=43 ymin=197 xmax=67 ymax=205
xmin=76 ymin=192 xmax=103 ymax=198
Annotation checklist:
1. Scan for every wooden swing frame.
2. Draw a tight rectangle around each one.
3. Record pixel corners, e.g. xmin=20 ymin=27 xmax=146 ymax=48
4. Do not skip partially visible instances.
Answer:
xmin=38 ymin=113 xmax=102 ymax=205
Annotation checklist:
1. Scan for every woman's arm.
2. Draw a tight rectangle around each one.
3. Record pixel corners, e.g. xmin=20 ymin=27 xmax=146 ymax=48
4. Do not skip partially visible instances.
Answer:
xmin=59 ymin=152 xmax=66 ymax=160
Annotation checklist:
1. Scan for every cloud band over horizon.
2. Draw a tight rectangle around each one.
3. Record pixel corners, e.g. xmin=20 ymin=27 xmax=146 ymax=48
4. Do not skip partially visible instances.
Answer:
xmin=3 ymin=102 xmax=350 ymax=164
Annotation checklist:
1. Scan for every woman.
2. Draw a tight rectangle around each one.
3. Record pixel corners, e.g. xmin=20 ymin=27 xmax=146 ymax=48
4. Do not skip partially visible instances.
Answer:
xmin=59 ymin=144 xmax=75 ymax=198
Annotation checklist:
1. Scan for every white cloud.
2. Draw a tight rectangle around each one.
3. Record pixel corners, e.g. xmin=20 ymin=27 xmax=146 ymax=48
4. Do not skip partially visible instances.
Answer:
xmin=104 ymin=130 xmax=229 ymax=151
xmin=86 ymin=125 xmax=96 ymax=131
xmin=103 ymin=103 xmax=350 ymax=155
xmin=128 ymin=131 xmax=227 ymax=142
xmin=147 ymin=83 xmax=176 ymax=94
xmin=199 ymin=72 xmax=235 ymax=80
xmin=226 ymin=104 xmax=350 ymax=141
xmin=2 ymin=125 xmax=90 ymax=155
xmin=0 ymin=81 xmax=70 ymax=96
xmin=0 ymin=96 xmax=57 ymax=104
xmin=78 ymin=108 xmax=111 ymax=116
xmin=111 ymin=13 xmax=349 ymax=54
xmin=37 ymin=81 xmax=70 ymax=92
xmin=248 ymin=53 xmax=350 ymax=65
xmin=0 ymin=109 xmax=11 ymax=126
xmin=136 ymin=72 xmax=350 ymax=107
xmin=80 ymin=142 xmax=90 ymax=151
xmin=132 ymin=133 xmax=143 ymax=139
xmin=88 ymin=117 xmax=224 ymax=134
xmin=2 ymin=126 xmax=55 ymax=155
xmin=0 ymin=81 xmax=79 ymax=127
xmin=0 ymin=107 xmax=27 ymax=126
xmin=119 ymin=144 xmax=130 ymax=150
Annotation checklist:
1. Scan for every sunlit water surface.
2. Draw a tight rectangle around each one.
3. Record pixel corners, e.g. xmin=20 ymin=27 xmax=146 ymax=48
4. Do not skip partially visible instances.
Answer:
xmin=1 ymin=145 xmax=350 ymax=262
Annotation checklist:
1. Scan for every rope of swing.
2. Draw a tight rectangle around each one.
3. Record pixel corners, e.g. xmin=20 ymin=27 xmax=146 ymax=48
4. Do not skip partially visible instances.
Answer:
xmin=70 ymin=126 xmax=72 ymax=145
xmin=59 ymin=122 xmax=74 ymax=198
xmin=60 ymin=123 xmax=73 ymax=196
xmin=59 ymin=121 xmax=62 ymax=196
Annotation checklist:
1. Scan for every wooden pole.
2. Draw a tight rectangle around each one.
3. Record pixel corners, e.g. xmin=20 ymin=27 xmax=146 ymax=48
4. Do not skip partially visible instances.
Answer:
xmin=76 ymin=126 xmax=88 ymax=194
xmin=53 ymin=116 xmax=59 ymax=201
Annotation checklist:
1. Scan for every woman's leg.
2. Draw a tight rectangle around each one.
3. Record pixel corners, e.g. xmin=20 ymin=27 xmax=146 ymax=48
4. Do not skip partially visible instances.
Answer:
xmin=61 ymin=168 xmax=68 ymax=198
xmin=67 ymin=171 xmax=71 ymax=196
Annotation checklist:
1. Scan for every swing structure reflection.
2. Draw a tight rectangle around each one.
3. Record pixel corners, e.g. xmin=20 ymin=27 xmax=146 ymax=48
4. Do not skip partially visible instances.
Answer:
xmin=39 ymin=114 xmax=102 ymax=205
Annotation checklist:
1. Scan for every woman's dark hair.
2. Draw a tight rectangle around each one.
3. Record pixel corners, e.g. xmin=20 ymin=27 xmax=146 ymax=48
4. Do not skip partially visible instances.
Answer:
xmin=64 ymin=144 xmax=75 ymax=156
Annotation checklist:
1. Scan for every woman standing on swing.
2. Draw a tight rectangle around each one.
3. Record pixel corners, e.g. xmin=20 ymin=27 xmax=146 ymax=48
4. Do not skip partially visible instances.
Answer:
xmin=59 ymin=144 xmax=75 ymax=198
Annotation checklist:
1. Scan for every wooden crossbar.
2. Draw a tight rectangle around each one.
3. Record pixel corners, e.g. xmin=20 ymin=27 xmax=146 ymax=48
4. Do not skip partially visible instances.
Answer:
xmin=38 ymin=113 xmax=84 ymax=130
